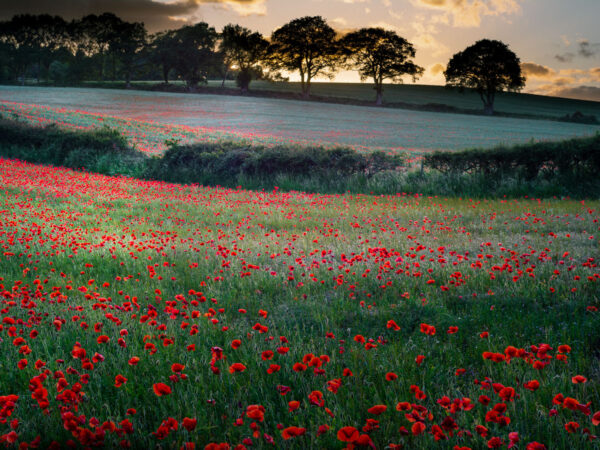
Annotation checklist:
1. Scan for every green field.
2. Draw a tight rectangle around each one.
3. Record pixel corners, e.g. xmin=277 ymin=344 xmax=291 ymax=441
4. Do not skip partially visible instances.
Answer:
xmin=1 ymin=84 xmax=600 ymax=449
xmin=2 ymin=86 xmax=599 ymax=155
xmin=74 ymin=80 xmax=600 ymax=119
xmin=0 ymin=158 xmax=599 ymax=449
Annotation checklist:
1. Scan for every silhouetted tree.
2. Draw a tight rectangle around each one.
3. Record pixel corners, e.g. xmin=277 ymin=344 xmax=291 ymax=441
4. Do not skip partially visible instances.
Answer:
xmin=0 ymin=14 xmax=69 ymax=83
xmin=77 ymin=13 xmax=123 ymax=80
xmin=220 ymin=24 xmax=268 ymax=93
xmin=444 ymin=39 xmax=525 ymax=115
xmin=268 ymin=16 xmax=341 ymax=98
xmin=149 ymin=30 xmax=178 ymax=84
xmin=171 ymin=23 xmax=218 ymax=91
xmin=112 ymin=21 xmax=146 ymax=87
xmin=341 ymin=27 xmax=423 ymax=106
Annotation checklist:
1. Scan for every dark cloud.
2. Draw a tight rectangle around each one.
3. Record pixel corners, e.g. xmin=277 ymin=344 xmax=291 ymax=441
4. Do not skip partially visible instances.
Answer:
xmin=521 ymin=62 xmax=555 ymax=78
xmin=534 ymin=83 xmax=600 ymax=102
xmin=0 ymin=0 xmax=263 ymax=31
xmin=578 ymin=40 xmax=599 ymax=58
xmin=549 ymin=85 xmax=600 ymax=102
xmin=554 ymin=52 xmax=574 ymax=63
xmin=555 ymin=40 xmax=599 ymax=63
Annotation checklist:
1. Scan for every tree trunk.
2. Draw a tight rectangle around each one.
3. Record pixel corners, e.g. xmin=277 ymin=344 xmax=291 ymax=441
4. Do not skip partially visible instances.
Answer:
xmin=125 ymin=70 xmax=131 ymax=88
xmin=163 ymin=65 xmax=169 ymax=84
xmin=302 ymin=79 xmax=311 ymax=99
xmin=221 ymin=66 xmax=228 ymax=88
xmin=375 ymin=87 xmax=383 ymax=106
xmin=483 ymin=102 xmax=494 ymax=115
xmin=240 ymin=79 xmax=249 ymax=94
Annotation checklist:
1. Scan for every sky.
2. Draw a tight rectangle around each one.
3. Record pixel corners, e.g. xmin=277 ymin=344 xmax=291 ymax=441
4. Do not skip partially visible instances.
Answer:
xmin=2 ymin=0 xmax=600 ymax=101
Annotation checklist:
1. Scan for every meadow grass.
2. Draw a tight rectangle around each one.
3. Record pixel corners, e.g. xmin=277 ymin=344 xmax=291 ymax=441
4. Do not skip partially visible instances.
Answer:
xmin=0 ymin=158 xmax=598 ymax=448
xmin=72 ymin=80 xmax=600 ymax=119
xmin=2 ymin=86 xmax=599 ymax=155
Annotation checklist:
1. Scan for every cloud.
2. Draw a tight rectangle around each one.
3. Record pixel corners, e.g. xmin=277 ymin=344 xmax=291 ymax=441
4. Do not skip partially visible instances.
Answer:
xmin=555 ymin=52 xmax=575 ymax=63
xmin=532 ymin=84 xmax=600 ymax=102
xmin=207 ymin=0 xmax=266 ymax=16
xmin=411 ymin=0 xmax=522 ymax=27
xmin=0 ymin=0 xmax=266 ymax=31
xmin=556 ymin=40 xmax=600 ymax=63
xmin=412 ymin=32 xmax=448 ymax=56
xmin=578 ymin=40 xmax=600 ymax=58
xmin=591 ymin=67 xmax=600 ymax=81
xmin=430 ymin=63 xmax=445 ymax=75
xmin=521 ymin=62 xmax=555 ymax=79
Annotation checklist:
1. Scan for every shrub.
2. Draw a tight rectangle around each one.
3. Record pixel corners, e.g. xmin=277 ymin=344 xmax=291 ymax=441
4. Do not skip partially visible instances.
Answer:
xmin=424 ymin=134 xmax=600 ymax=180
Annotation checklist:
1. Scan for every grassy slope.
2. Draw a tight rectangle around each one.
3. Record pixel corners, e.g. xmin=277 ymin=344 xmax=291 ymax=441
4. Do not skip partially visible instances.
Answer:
xmin=77 ymin=80 xmax=600 ymax=119
xmin=0 ymin=158 xmax=598 ymax=448
xmin=2 ymin=86 xmax=600 ymax=155
xmin=217 ymin=81 xmax=600 ymax=118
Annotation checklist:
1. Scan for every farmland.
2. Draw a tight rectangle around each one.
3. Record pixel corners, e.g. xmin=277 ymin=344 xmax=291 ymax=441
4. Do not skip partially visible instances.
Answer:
xmin=0 ymin=157 xmax=599 ymax=448
xmin=0 ymin=85 xmax=599 ymax=449
xmin=1 ymin=86 xmax=600 ymax=156
xmin=79 ymin=80 xmax=600 ymax=119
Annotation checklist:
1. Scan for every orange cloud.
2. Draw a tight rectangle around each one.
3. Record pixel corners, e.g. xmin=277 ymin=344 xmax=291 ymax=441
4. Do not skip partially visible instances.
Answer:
xmin=521 ymin=62 xmax=556 ymax=79
xmin=412 ymin=0 xmax=522 ymax=27
xmin=430 ymin=63 xmax=446 ymax=75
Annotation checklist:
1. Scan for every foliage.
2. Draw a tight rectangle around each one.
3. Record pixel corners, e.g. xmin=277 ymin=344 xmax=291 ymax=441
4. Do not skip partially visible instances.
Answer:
xmin=0 ymin=118 xmax=145 ymax=176
xmin=268 ymin=16 xmax=341 ymax=98
xmin=0 ymin=156 xmax=599 ymax=448
xmin=445 ymin=39 xmax=525 ymax=115
xmin=341 ymin=28 xmax=423 ymax=105
xmin=423 ymin=134 xmax=600 ymax=180
xmin=169 ymin=23 xmax=219 ymax=91
xmin=219 ymin=24 xmax=268 ymax=93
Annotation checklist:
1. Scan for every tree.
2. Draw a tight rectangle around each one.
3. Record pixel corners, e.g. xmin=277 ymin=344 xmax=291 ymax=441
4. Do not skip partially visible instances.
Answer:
xmin=171 ymin=23 xmax=218 ymax=91
xmin=341 ymin=28 xmax=423 ymax=106
xmin=219 ymin=24 xmax=268 ymax=93
xmin=0 ymin=14 xmax=69 ymax=84
xmin=112 ymin=21 xmax=146 ymax=87
xmin=444 ymin=39 xmax=525 ymax=115
xmin=77 ymin=13 xmax=124 ymax=80
xmin=268 ymin=16 xmax=341 ymax=98
xmin=150 ymin=30 xmax=178 ymax=84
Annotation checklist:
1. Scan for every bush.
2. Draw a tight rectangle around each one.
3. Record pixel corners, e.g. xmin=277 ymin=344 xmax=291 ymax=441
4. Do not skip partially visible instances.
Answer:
xmin=143 ymin=142 xmax=403 ymax=185
xmin=0 ymin=119 xmax=146 ymax=176
xmin=424 ymin=134 xmax=600 ymax=180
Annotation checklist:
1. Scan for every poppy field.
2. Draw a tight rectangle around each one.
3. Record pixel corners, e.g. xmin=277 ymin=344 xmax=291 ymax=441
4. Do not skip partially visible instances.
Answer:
xmin=2 ymin=86 xmax=600 ymax=156
xmin=0 ymin=155 xmax=599 ymax=449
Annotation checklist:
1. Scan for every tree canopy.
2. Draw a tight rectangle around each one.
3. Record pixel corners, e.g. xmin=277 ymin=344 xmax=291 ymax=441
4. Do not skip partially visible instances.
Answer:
xmin=341 ymin=27 xmax=423 ymax=105
xmin=170 ymin=23 xmax=218 ymax=91
xmin=219 ymin=24 xmax=268 ymax=93
xmin=444 ymin=39 xmax=525 ymax=115
xmin=268 ymin=16 xmax=341 ymax=98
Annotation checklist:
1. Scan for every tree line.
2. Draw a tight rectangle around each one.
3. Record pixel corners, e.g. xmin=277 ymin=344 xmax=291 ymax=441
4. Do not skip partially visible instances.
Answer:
xmin=0 ymin=13 xmax=525 ymax=113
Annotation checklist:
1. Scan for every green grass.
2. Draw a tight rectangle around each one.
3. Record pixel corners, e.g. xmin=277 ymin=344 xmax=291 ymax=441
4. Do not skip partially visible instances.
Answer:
xmin=0 ymin=159 xmax=598 ymax=448
xmin=72 ymin=79 xmax=600 ymax=119
xmin=2 ymin=85 xmax=599 ymax=154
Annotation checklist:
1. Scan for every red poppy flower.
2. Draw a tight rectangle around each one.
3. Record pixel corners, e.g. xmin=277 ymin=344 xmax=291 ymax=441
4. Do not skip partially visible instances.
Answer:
xmin=337 ymin=426 xmax=359 ymax=442
xmin=229 ymin=363 xmax=246 ymax=374
xmin=152 ymin=383 xmax=171 ymax=396
xmin=281 ymin=426 xmax=306 ymax=440
xmin=367 ymin=405 xmax=387 ymax=415
xmin=114 ymin=374 xmax=127 ymax=388
xmin=171 ymin=363 xmax=185 ymax=373
xmin=182 ymin=417 xmax=197 ymax=431
xmin=288 ymin=400 xmax=300 ymax=412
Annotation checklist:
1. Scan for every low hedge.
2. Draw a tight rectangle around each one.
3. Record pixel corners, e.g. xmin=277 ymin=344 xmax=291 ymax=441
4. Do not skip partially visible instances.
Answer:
xmin=0 ymin=118 xmax=146 ymax=176
xmin=142 ymin=142 xmax=403 ymax=184
xmin=424 ymin=134 xmax=600 ymax=180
